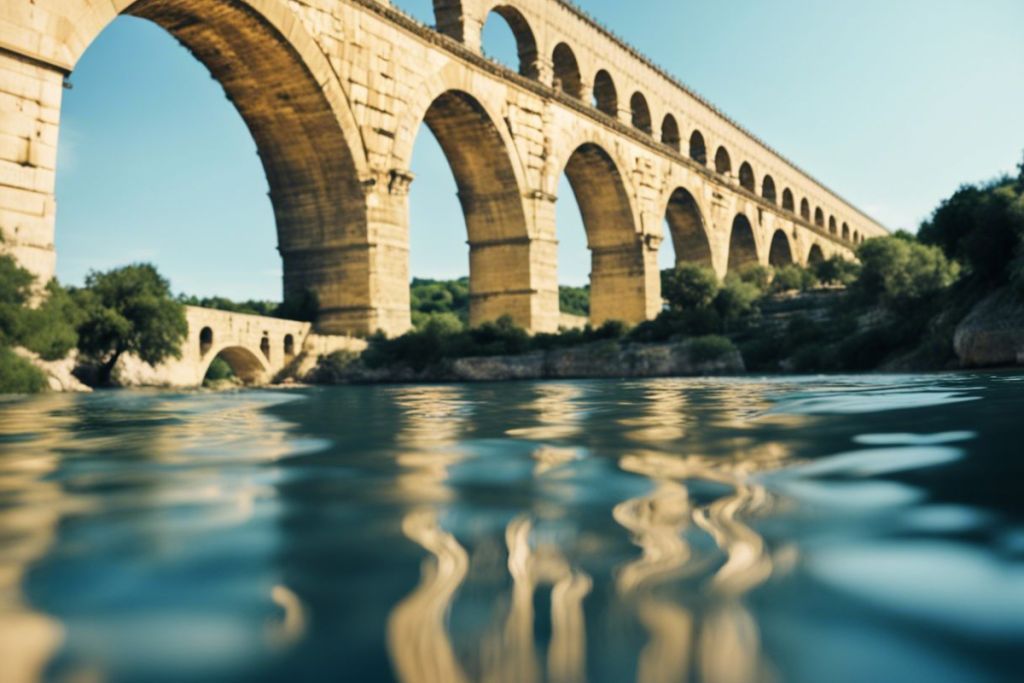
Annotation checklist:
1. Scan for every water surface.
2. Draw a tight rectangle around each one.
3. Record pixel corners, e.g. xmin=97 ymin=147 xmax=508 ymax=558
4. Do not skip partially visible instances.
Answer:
xmin=1 ymin=374 xmax=1022 ymax=682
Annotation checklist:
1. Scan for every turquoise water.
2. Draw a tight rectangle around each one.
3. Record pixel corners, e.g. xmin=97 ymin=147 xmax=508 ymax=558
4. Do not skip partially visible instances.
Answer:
xmin=0 ymin=375 xmax=1022 ymax=682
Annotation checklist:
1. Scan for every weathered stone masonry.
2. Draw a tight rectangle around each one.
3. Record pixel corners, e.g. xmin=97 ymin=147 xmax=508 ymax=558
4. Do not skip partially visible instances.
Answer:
xmin=0 ymin=0 xmax=887 ymax=337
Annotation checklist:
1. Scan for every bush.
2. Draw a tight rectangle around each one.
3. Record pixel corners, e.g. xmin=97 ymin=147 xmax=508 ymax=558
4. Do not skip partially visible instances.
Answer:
xmin=813 ymin=256 xmax=860 ymax=286
xmin=715 ymin=276 xmax=762 ymax=324
xmin=16 ymin=280 xmax=79 ymax=360
xmin=772 ymin=264 xmax=818 ymax=293
xmin=559 ymin=285 xmax=590 ymax=316
xmin=735 ymin=263 xmax=774 ymax=293
xmin=0 ymin=345 xmax=47 ymax=394
xmin=309 ymin=350 xmax=360 ymax=384
xmin=410 ymin=277 xmax=470 ymax=324
xmin=661 ymin=264 xmax=719 ymax=311
xmin=203 ymin=356 xmax=235 ymax=382
xmin=854 ymin=236 xmax=960 ymax=307
xmin=412 ymin=310 xmax=465 ymax=331
xmin=688 ymin=335 xmax=737 ymax=364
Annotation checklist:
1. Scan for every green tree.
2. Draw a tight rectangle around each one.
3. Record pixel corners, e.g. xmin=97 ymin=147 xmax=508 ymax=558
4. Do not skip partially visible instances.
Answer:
xmin=75 ymin=263 xmax=188 ymax=385
xmin=813 ymin=255 xmax=860 ymax=286
xmin=854 ymin=236 xmax=959 ymax=307
xmin=559 ymin=285 xmax=590 ymax=317
xmin=771 ymin=264 xmax=818 ymax=293
xmin=661 ymin=264 xmax=719 ymax=311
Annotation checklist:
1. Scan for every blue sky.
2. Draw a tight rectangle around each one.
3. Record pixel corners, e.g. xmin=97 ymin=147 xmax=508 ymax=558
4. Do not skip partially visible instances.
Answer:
xmin=55 ymin=0 xmax=1024 ymax=299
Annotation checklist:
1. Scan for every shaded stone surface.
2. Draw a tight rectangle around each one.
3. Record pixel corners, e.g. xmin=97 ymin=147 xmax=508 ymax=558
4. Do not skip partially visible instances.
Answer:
xmin=954 ymin=288 xmax=1024 ymax=368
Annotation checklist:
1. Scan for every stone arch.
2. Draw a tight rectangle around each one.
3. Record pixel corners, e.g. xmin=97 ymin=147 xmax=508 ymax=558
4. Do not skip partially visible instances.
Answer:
xmin=630 ymin=92 xmax=653 ymax=134
xmin=739 ymin=162 xmax=756 ymax=192
xmin=199 ymin=326 xmax=213 ymax=356
xmin=782 ymin=188 xmax=795 ymax=212
xmin=689 ymin=130 xmax=708 ymax=165
xmin=63 ymin=0 xmax=371 ymax=333
xmin=661 ymin=114 xmax=681 ymax=151
xmin=593 ymin=70 xmax=618 ymax=116
xmin=727 ymin=214 xmax=759 ymax=270
xmin=482 ymin=5 xmax=540 ymax=78
xmin=815 ymin=208 xmax=825 ymax=228
xmin=800 ymin=198 xmax=811 ymax=221
xmin=431 ymin=0 xmax=470 ymax=41
xmin=260 ymin=333 xmax=271 ymax=360
xmin=715 ymin=146 xmax=732 ymax=175
xmin=808 ymin=244 xmax=825 ymax=265
xmin=829 ymin=216 xmax=838 ymax=234
xmin=284 ymin=333 xmax=295 ymax=358
xmin=663 ymin=188 xmax=713 ymax=267
xmin=842 ymin=223 xmax=851 ymax=241
xmin=202 ymin=345 xmax=269 ymax=385
xmin=561 ymin=142 xmax=646 ymax=325
xmin=762 ymin=175 xmax=777 ymax=204
xmin=552 ymin=42 xmax=583 ymax=98
xmin=412 ymin=89 xmax=532 ymax=327
xmin=853 ymin=229 xmax=860 ymax=243
xmin=768 ymin=230 xmax=794 ymax=267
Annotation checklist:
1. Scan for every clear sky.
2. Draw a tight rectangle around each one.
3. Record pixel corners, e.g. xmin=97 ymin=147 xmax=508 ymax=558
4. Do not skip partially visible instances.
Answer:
xmin=54 ymin=0 xmax=1024 ymax=300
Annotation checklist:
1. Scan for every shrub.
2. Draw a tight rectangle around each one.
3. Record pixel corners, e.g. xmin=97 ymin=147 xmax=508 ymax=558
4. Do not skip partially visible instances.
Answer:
xmin=772 ymin=265 xmax=818 ymax=293
xmin=715 ymin=276 xmax=762 ymax=324
xmin=309 ymin=350 xmax=360 ymax=384
xmin=661 ymin=264 xmax=719 ymax=311
xmin=688 ymin=335 xmax=737 ymax=364
xmin=16 ymin=280 xmax=79 ymax=360
xmin=0 ymin=345 xmax=47 ymax=394
xmin=203 ymin=356 xmax=235 ymax=382
xmin=813 ymin=256 xmax=860 ymax=286
xmin=735 ymin=263 xmax=773 ymax=292
xmin=559 ymin=285 xmax=590 ymax=316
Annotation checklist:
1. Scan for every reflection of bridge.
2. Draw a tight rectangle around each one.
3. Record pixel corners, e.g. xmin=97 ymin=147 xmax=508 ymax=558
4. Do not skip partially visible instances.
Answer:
xmin=120 ymin=306 xmax=363 ymax=387
xmin=2 ymin=0 xmax=887 ymax=336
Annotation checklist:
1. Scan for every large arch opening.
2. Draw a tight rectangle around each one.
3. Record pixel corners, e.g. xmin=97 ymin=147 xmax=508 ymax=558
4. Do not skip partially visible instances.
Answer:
xmin=661 ymin=115 xmax=681 ymax=151
xmin=409 ymin=90 xmax=530 ymax=328
xmin=482 ymin=5 xmax=539 ymax=78
xmin=727 ymin=214 xmax=759 ymax=271
xmin=593 ymin=70 xmax=618 ymax=117
xmin=552 ymin=43 xmax=583 ymax=98
xmin=55 ymin=1 xmax=366 ymax=331
xmin=561 ymin=143 xmax=645 ymax=325
xmin=630 ymin=92 xmax=653 ymax=134
xmin=689 ymin=131 xmax=708 ymax=165
xmin=203 ymin=346 xmax=267 ymax=385
xmin=768 ymin=230 xmax=794 ymax=267
xmin=661 ymin=188 xmax=713 ymax=271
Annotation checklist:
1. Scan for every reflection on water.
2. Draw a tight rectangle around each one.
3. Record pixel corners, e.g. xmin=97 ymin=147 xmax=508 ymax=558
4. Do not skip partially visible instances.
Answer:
xmin=0 ymin=375 xmax=1022 ymax=682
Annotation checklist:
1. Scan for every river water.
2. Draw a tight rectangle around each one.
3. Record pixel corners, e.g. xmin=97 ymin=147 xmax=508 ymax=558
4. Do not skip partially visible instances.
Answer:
xmin=0 ymin=374 xmax=1022 ymax=683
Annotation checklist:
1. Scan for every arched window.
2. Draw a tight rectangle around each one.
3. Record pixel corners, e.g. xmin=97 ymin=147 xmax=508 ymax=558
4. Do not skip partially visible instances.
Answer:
xmin=260 ymin=333 xmax=270 ymax=360
xmin=842 ymin=223 xmax=851 ymax=241
xmin=715 ymin=146 xmax=732 ymax=175
xmin=284 ymin=333 xmax=295 ymax=358
xmin=800 ymin=198 xmax=811 ymax=221
xmin=482 ymin=6 xmax=539 ymax=78
xmin=829 ymin=216 xmax=837 ymax=234
xmin=552 ymin=42 xmax=582 ymax=98
xmin=738 ymin=162 xmax=755 ymax=192
xmin=689 ymin=130 xmax=707 ymax=165
xmin=782 ymin=188 xmax=795 ymax=212
xmin=593 ymin=69 xmax=618 ymax=116
xmin=815 ymin=207 xmax=825 ymax=228
xmin=199 ymin=326 xmax=213 ymax=356
xmin=630 ymin=92 xmax=652 ymax=134
xmin=762 ymin=175 xmax=777 ymax=203
xmin=853 ymin=230 xmax=860 ymax=243
xmin=661 ymin=114 xmax=681 ymax=151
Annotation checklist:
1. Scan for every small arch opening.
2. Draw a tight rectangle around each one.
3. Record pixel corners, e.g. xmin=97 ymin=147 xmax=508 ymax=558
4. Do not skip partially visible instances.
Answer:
xmin=630 ymin=92 xmax=652 ymax=134
xmin=829 ymin=216 xmax=838 ymax=234
xmin=738 ymin=162 xmax=755 ymax=192
xmin=661 ymin=114 xmax=681 ymax=151
xmin=853 ymin=230 xmax=860 ymax=243
xmin=815 ymin=208 xmax=825 ymax=228
xmin=260 ymin=333 xmax=271 ymax=360
xmin=689 ymin=130 xmax=707 ymax=165
xmin=842 ymin=223 xmax=851 ymax=241
xmin=199 ymin=326 xmax=213 ymax=356
xmin=762 ymin=175 xmax=777 ymax=204
xmin=552 ymin=42 xmax=582 ymax=98
xmin=800 ymin=198 xmax=811 ymax=221
xmin=593 ymin=70 xmax=618 ymax=116
xmin=782 ymin=188 xmax=795 ymax=212
xmin=284 ymin=333 xmax=295 ymax=359
xmin=715 ymin=146 xmax=732 ymax=175
xmin=482 ymin=5 xmax=539 ymax=78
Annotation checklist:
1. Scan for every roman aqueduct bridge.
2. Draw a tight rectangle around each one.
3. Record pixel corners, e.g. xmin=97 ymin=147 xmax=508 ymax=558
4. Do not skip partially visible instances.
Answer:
xmin=1 ymin=0 xmax=887 ymax=336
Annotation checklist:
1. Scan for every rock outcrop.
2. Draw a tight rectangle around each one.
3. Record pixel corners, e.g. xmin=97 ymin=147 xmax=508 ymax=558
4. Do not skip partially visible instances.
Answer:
xmin=13 ymin=348 xmax=92 ymax=392
xmin=954 ymin=288 xmax=1024 ymax=367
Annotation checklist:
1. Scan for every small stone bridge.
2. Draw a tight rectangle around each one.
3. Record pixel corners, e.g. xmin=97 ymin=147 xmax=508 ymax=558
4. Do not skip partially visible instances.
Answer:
xmin=123 ymin=306 xmax=364 ymax=387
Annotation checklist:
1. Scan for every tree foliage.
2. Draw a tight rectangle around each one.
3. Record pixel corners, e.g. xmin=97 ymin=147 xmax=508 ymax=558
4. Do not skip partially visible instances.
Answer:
xmin=661 ymin=264 xmax=718 ymax=311
xmin=854 ymin=236 xmax=960 ymax=307
xmin=559 ymin=285 xmax=590 ymax=317
xmin=75 ymin=263 xmax=187 ymax=384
